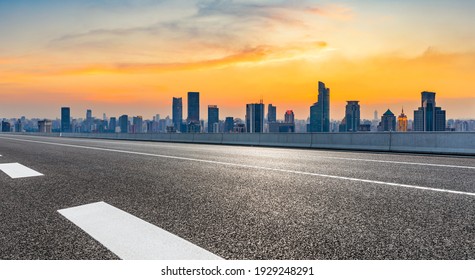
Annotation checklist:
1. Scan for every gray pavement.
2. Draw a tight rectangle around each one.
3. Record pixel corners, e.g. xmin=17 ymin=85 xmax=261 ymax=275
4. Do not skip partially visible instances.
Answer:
xmin=0 ymin=134 xmax=474 ymax=259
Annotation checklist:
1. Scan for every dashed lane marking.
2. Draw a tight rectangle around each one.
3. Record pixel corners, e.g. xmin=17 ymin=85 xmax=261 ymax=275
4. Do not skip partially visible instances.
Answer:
xmin=0 ymin=163 xmax=44 ymax=179
xmin=58 ymin=201 xmax=223 ymax=260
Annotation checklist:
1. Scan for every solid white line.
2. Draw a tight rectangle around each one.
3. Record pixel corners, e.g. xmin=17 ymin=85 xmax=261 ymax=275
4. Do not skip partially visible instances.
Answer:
xmin=0 ymin=162 xmax=44 ymax=178
xmin=58 ymin=201 xmax=223 ymax=260
xmin=312 ymin=155 xmax=475 ymax=170
xmin=2 ymin=134 xmax=474 ymax=170
xmin=1 ymin=136 xmax=475 ymax=197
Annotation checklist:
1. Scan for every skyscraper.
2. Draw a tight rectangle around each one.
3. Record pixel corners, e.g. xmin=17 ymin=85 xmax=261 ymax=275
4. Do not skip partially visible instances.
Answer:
xmin=397 ymin=108 xmax=408 ymax=132
xmin=413 ymin=91 xmax=446 ymax=131
xmin=187 ymin=92 xmax=200 ymax=124
xmin=284 ymin=110 xmax=295 ymax=124
xmin=207 ymin=105 xmax=219 ymax=133
xmin=119 ymin=115 xmax=128 ymax=133
xmin=1 ymin=121 xmax=11 ymax=132
xmin=109 ymin=117 xmax=117 ymax=133
xmin=132 ymin=116 xmax=143 ymax=133
xmin=341 ymin=101 xmax=360 ymax=132
xmin=267 ymin=104 xmax=276 ymax=123
xmin=85 ymin=109 xmax=92 ymax=133
xmin=246 ymin=103 xmax=264 ymax=133
xmin=61 ymin=107 xmax=71 ymax=133
xmin=378 ymin=109 xmax=396 ymax=131
xmin=309 ymin=81 xmax=330 ymax=132
xmin=224 ymin=117 xmax=234 ymax=133
xmin=172 ymin=97 xmax=183 ymax=131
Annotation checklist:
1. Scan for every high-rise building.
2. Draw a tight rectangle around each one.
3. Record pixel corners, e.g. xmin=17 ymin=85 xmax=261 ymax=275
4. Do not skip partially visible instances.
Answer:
xmin=246 ymin=103 xmax=264 ymax=133
xmin=309 ymin=81 xmax=330 ymax=132
xmin=374 ymin=110 xmax=378 ymax=121
xmin=397 ymin=108 xmax=408 ymax=132
xmin=187 ymin=92 xmax=200 ymax=124
xmin=132 ymin=116 xmax=143 ymax=133
xmin=1 ymin=121 xmax=11 ymax=132
xmin=413 ymin=91 xmax=446 ymax=131
xmin=109 ymin=117 xmax=117 ymax=133
xmin=118 ymin=115 xmax=128 ymax=133
xmin=14 ymin=119 xmax=23 ymax=132
xmin=267 ymin=104 xmax=276 ymax=123
xmin=38 ymin=119 xmax=52 ymax=133
xmin=208 ymin=105 xmax=219 ymax=133
xmin=61 ymin=107 xmax=71 ymax=133
xmin=340 ymin=101 xmax=360 ymax=132
xmin=172 ymin=97 xmax=183 ymax=131
xmin=378 ymin=109 xmax=396 ymax=131
xmin=284 ymin=110 xmax=295 ymax=124
xmin=224 ymin=117 xmax=234 ymax=133
xmin=84 ymin=109 xmax=93 ymax=133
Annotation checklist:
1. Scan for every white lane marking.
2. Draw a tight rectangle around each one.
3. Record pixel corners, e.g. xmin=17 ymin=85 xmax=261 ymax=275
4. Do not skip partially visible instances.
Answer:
xmin=311 ymin=156 xmax=475 ymax=170
xmin=0 ymin=163 xmax=44 ymax=178
xmin=1 ymin=136 xmax=475 ymax=197
xmin=58 ymin=201 xmax=223 ymax=260
xmin=2 ymin=135 xmax=474 ymax=170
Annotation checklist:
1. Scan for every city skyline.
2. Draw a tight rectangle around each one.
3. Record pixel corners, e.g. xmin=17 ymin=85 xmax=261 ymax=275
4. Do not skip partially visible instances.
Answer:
xmin=1 ymin=1 xmax=475 ymax=119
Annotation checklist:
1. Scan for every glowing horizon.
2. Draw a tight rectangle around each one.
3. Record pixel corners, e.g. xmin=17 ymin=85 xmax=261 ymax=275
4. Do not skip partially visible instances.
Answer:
xmin=1 ymin=0 xmax=475 ymax=120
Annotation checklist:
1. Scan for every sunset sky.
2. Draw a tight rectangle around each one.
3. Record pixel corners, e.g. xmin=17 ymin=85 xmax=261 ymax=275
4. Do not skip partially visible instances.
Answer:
xmin=1 ymin=0 xmax=474 ymax=120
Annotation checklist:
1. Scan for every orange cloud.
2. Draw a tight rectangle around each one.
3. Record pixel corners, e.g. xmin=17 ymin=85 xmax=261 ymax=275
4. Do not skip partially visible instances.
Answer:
xmin=306 ymin=4 xmax=354 ymax=21
xmin=49 ymin=41 xmax=328 ymax=76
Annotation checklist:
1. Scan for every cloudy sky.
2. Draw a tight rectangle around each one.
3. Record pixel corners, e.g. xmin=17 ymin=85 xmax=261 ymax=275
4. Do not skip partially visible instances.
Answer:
xmin=1 ymin=0 xmax=474 ymax=120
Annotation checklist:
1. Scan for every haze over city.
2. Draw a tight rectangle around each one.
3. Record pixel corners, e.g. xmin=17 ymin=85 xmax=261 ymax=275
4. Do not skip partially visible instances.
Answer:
xmin=1 ymin=0 xmax=475 ymax=119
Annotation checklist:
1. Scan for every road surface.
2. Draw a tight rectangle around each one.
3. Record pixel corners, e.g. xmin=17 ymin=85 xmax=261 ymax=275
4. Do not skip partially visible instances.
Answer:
xmin=0 ymin=134 xmax=474 ymax=259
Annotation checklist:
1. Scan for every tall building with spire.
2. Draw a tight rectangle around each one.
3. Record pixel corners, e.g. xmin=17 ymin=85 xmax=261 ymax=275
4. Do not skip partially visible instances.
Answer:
xmin=308 ymin=81 xmax=330 ymax=132
xmin=397 ymin=108 xmax=408 ymax=132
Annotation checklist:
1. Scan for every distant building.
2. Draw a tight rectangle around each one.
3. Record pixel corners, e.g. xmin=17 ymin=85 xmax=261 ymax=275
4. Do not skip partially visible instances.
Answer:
xmin=14 ymin=119 xmax=23 ymax=132
xmin=246 ymin=103 xmax=264 ymax=133
xmin=413 ymin=91 xmax=446 ymax=131
xmin=378 ymin=109 xmax=396 ymax=131
xmin=224 ymin=117 xmax=234 ymax=133
xmin=267 ymin=104 xmax=277 ymax=123
xmin=234 ymin=123 xmax=246 ymax=133
xmin=172 ymin=97 xmax=183 ymax=132
xmin=208 ymin=105 xmax=219 ymax=133
xmin=1 ymin=121 xmax=11 ymax=132
xmin=358 ymin=124 xmax=371 ymax=132
xmin=61 ymin=107 xmax=71 ymax=132
xmin=284 ymin=110 xmax=295 ymax=124
xmin=38 ymin=119 xmax=52 ymax=133
xmin=308 ymin=81 xmax=330 ymax=132
xmin=269 ymin=123 xmax=295 ymax=133
xmin=397 ymin=108 xmax=408 ymax=132
xmin=118 ymin=115 xmax=128 ymax=133
xmin=85 ymin=109 xmax=92 ymax=132
xmin=109 ymin=117 xmax=117 ymax=133
xmin=132 ymin=116 xmax=143 ymax=133
xmin=187 ymin=92 xmax=200 ymax=124
xmin=340 ymin=101 xmax=360 ymax=132
xmin=186 ymin=122 xmax=201 ymax=133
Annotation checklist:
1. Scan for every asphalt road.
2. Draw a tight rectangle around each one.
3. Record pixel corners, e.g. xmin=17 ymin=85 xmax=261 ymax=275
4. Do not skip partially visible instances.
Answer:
xmin=0 ymin=134 xmax=474 ymax=260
